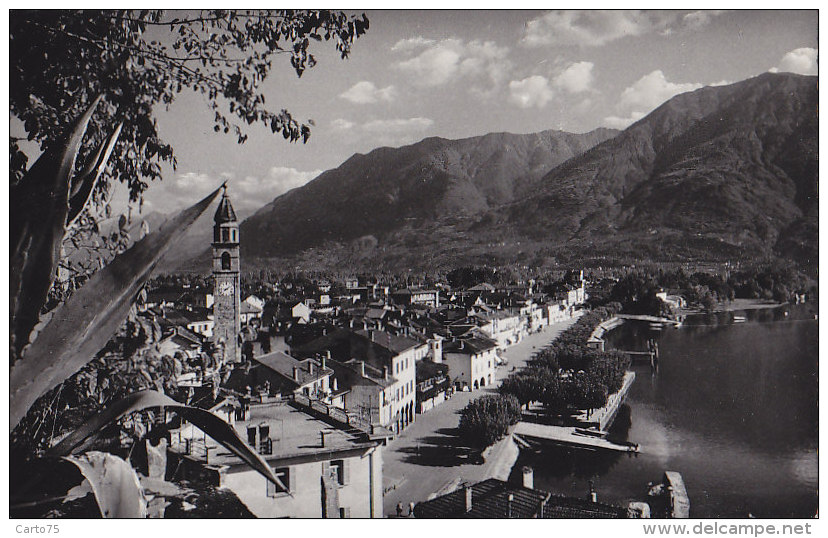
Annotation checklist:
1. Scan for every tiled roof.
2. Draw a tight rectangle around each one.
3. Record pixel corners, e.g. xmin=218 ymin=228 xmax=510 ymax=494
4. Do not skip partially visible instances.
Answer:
xmin=461 ymin=336 xmax=498 ymax=354
xmin=414 ymin=479 xmax=628 ymax=519
xmin=240 ymin=302 xmax=263 ymax=314
xmin=414 ymin=479 xmax=547 ymax=519
xmin=541 ymin=494 xmax=628 ymax=518
xmin=355 ymin=329 xmax=422 ymax=354
xmin=254 ymin=351 xmax=332 ymax=387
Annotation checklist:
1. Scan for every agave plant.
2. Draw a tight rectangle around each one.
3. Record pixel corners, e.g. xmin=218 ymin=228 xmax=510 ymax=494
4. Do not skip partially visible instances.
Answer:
xmin=10 ymin=97 xmax=278 ymax=517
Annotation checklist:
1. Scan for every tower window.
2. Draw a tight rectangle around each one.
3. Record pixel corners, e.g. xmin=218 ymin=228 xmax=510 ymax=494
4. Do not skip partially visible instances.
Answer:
xmin=214 ymin=228 xmax=220 ymax=242
xmin=232 ymin=229 xmax=236 ymax=242
xmin=222 ymin=228 xmax=229 ymax=242
xmin=221 ymin=252 xmax=231 ymax=270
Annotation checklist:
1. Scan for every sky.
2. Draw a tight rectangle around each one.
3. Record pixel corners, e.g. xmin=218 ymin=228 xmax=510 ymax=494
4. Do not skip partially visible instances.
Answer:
xmin=14 ymin=9 xmax=820 ymax=217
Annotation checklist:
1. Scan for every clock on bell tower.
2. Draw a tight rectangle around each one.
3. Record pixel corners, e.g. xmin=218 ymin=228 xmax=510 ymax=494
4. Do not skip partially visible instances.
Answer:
xmin=212 ymin=188 xmax=241 ymax=363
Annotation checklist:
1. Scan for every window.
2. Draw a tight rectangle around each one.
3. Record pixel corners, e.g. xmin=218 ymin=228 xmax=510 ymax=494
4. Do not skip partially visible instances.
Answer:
xmin=328 ymin=459 xmax=349 ymax=485
xmin=221 ymin=252 xmax=231 ymax=270
xmin=222 ymin=228 xmax=229 ymax=242
xmin=248 ymin=423 xmax=272 ymax=455
xmin=266 ymin=467 xmax=291 ymax=497
xmin=231 ymin=229 xmax=236 ymax=241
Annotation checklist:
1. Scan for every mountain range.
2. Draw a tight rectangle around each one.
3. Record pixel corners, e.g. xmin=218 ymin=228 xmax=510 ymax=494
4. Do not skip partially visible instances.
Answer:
xmin=172 ymin=72 xmax=818 ymax=274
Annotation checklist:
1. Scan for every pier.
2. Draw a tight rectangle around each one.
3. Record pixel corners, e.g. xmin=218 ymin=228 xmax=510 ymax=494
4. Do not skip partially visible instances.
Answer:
xmin=617 ymin=314 xmax=682 ymax=326
xmin=513 ymin=372 xmax=639 ymax=453
xmin=513 ymin=422 xmax=639 ymax=453
xmin=664 ymin=471 xmax=690 ymax=518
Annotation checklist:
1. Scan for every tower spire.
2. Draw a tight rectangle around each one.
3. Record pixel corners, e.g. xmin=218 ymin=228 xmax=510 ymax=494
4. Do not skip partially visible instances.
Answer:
xmin=214 ymin=187 xmax=238 ymax=224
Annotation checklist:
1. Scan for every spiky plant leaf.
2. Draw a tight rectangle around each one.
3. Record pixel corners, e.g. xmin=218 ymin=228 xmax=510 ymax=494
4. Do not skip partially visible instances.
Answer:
xmin=64 ymin=451 xmax=147 ymax=518
xmin=49 ymin=390 xmax=281 ymax=488
xmin=67 ymin=122 xmax=123 ymax=226
xmin=10 ymin=95 xmax=102 ymax=357
xmin=9 ymin=185 xmax=224 ymax=430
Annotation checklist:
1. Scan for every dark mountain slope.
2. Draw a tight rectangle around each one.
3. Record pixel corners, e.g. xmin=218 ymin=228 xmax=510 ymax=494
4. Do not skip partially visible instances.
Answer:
xmin=239 ymin=128 xmax=617 ymax=258
xmin=173 ymin=72 xmax=816 ymax=274
xmin=501 ymin=72 xmax=817 ymax=263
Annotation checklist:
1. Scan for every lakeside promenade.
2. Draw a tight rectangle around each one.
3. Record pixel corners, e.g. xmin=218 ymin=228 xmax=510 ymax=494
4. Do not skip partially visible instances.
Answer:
xmin=381 ymin=314 xmax=582 ymax=517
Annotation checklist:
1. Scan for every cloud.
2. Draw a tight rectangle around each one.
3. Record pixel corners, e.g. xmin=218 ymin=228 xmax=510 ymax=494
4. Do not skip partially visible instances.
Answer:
xmin=329 ymin=116 xmax=435 ymax=148
xmin=339 ymin=81 xmax=397 ymax=104
xmin=391 ymin=36 xmax=436 ymax=51
xmin=330 ymin=118 xmax=356 ymax=130
xmin=393 ymin=38 xmax=511 ymax=89
xmin=522 ymin=10 xmax=726 ymax=47
xmin=603 ymin=70 xmax=702 ymax=129
xmin=618 ymin=70 xmax=702 ymax=112
xmin=681 ymin=10 xmax=728 ymax=30
xmin=508 ymin=76 xmax=555 ymax=109
xmin=362 ymin=117 xmax=434 ymax=133
xmin=553 ymin=61 xmax=595 ymax=93
xmin=770 ymin=47 xmax=817 ymax=75
xmin=603 ymin=111 xmax=646 ymax=129
xmin=139 ymin=168 xmax=322 ymax=215
xmin=234 ymin=167 xmax=322 ymax=206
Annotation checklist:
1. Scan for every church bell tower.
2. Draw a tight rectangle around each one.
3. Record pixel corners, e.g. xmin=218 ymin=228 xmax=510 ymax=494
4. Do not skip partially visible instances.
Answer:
xmin=212 ymin=188 xmax=241 ymax=363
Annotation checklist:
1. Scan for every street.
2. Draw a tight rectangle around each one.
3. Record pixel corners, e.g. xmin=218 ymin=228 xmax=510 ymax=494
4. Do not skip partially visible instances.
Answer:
xmin=381 ymin=315 xmax=581 ymax=517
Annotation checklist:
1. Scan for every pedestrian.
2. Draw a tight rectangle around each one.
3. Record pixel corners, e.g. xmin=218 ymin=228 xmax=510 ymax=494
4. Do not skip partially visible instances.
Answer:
xmin=396 ymin=501 xmax=403 ymax=517
xmin=409 ymin=501 xmax=415 ymax=516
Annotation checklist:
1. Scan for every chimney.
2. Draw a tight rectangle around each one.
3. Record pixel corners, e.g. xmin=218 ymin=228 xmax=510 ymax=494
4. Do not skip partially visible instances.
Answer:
xmin=309 ymin=362 xmax=314 ymax=375
xmin=332 ymin=378 xmax=338 ymax=391
xmin=368 ymin=329 xmax=375 ymax=341
xmin=507 ymin=493 xmax=514 ymax=518
xmin=382 ymin=366 xmax=388 ymax=380
xmin=522 ymin=466 xmax=534 ymax=490
xmin=320 ymin=431 xmax=326 ymax=447
xmin=359 ymin=361 xmax=366 ymax=377
xmin=321 ymin=355 xmax=327 ymax=370
xmin=293 ymin=366 xmax=299 ymax=382
xmin=464 ymin=485 xmax=473 ymax=512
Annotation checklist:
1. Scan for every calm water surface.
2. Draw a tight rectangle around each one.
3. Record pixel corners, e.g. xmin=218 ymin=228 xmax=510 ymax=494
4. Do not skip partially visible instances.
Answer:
xmin=510 ymin=304 xmax=818 ymax=518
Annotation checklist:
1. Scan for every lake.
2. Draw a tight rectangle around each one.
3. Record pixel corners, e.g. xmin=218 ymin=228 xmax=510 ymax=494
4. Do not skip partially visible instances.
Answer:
xmin=509 ymin=304 xmax=818 ymax=518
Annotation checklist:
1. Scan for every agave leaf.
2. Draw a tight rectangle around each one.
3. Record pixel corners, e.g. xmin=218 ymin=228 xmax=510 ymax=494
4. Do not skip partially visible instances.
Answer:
xmin=49 ymin=390 xmax=281 ymax=487
xmin=67 ymin=122 xmax=123 ymax=226
xmin=9 ymin=185 xmax=224 ymax=430
xmin=10 ymin=95 xmax=103 ymax=357
xmin=64 ymin=451 xmax=147 ymax=518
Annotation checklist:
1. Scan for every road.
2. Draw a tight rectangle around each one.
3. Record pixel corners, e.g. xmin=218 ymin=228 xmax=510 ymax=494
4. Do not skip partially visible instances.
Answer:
xmin=381 ymin=314 xmax=581 ymax=517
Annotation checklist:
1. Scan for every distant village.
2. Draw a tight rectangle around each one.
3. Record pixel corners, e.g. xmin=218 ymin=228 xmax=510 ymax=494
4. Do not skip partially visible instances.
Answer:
xmin=127 ymin=191 xmax=593 ymax=518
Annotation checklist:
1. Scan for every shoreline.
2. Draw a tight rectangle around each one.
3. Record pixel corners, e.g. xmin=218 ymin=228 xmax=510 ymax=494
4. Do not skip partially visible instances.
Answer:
xmin=677 ymin=298 xmax=787 ymax=316
xmin=713 ymin=298 xmax=786 ymax=312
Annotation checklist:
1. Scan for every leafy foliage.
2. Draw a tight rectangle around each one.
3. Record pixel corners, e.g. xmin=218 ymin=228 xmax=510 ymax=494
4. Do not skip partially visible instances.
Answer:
xmin=10 ymin=9 xmax=369 ymax=184
xmin=458 ymin=394 xmax=522 ymax=449
xmin=10 ymin=10 xmax=370 ymax=287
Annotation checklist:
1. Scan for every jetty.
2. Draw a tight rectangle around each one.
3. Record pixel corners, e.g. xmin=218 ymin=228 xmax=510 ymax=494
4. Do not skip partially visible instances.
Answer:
xmin=664 ymin=471 xmax=690 ymax=518
xmin=617 ymin=314 xmax=682 ymax=326
xmin=513 ymin=372 xmax=639 ymax=453
xmin=514 ymin=422 xmax=639 ymax=453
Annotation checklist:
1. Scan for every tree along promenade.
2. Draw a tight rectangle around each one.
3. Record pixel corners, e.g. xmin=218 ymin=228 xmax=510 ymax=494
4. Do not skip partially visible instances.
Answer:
xmin=381 ymin=315 xmax=582 ymax=517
